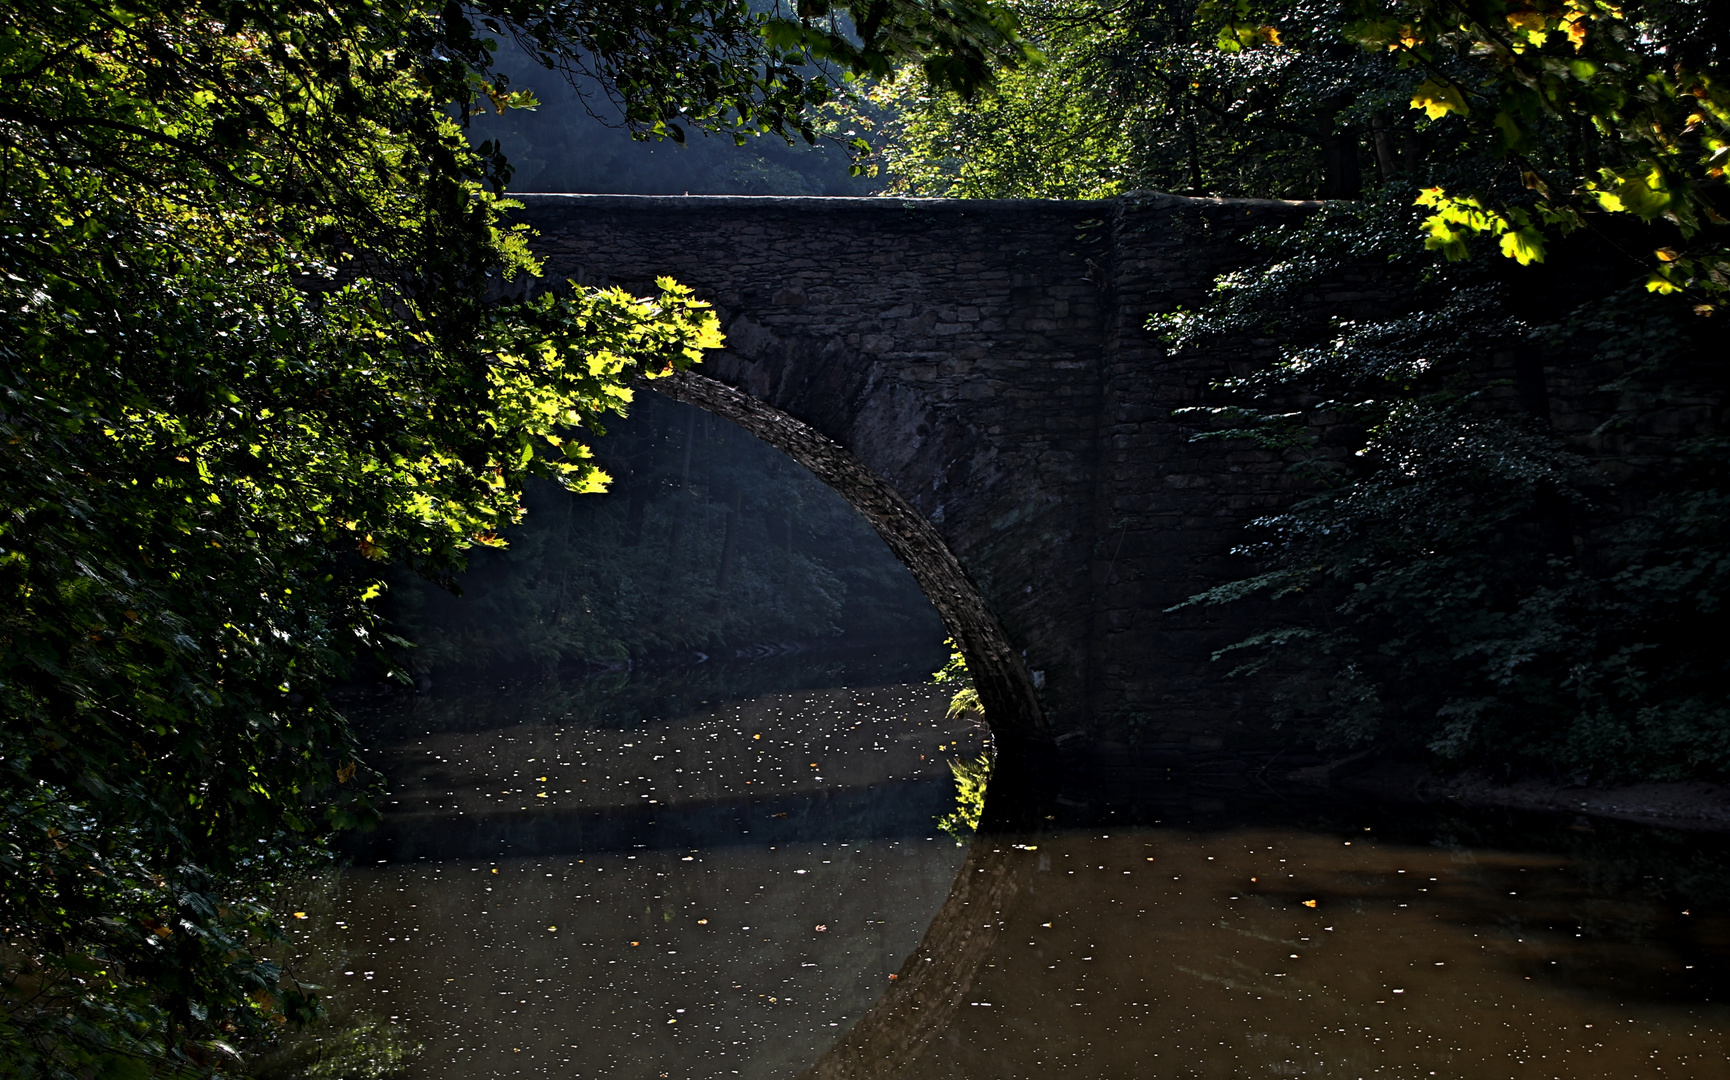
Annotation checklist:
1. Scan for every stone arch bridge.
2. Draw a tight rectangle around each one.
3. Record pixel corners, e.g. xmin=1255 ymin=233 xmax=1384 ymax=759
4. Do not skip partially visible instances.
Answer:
xmin=520 ymin=192 xmax=1329 ymax=777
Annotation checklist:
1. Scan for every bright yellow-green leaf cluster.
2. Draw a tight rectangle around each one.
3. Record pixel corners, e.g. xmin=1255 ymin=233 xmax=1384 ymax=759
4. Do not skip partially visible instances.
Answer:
xmin=1345 ymin=0 xmax=1729 ymax=306
xmin=1415 ymin=187 xmax=1556 ymax=264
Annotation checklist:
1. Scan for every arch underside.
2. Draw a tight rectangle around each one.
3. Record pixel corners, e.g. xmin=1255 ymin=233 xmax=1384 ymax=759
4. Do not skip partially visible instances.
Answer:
xmin=527 ymin=191 xmax=1326 ymax=774
xmin=651 ymin=370 xmax=1049 ymax=760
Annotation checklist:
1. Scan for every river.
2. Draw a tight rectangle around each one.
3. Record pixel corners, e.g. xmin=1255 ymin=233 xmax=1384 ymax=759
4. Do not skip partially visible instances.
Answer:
xmin=274 ymin=656 xmax=1730 ymax=1079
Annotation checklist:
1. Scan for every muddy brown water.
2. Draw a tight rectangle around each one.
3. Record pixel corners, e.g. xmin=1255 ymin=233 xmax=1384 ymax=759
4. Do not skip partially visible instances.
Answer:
xmin=283 ymin=677 xmax=1730 ymax=1079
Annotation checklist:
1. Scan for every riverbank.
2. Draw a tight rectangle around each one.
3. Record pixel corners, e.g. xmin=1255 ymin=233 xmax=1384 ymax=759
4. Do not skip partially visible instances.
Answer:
xmin=1295 ymin=759 xmax=1730 ymax=833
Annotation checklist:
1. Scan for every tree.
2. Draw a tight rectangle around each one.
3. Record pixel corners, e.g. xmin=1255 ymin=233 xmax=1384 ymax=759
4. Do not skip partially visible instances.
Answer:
xmin=0 ymin=0 xmax=1024 ymax=1073
xmin=862 ymin=0 xmax=1729 ymax=780
xmin=864 ymin=0 xmax=1728 ymax=301
xmin=1331 ymin=0 xmax=1730 ymax=300
xmin=1163 ymin=0 xmax=1730 ymax=777
xmin=1164 ymin=203 xmax=1730 ymax=779
xmin=855 ymin=0 xmax=1409 ymax=199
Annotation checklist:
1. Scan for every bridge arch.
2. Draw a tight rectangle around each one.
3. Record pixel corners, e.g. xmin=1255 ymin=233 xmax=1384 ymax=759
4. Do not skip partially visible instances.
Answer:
xmin=653 ymin=370 xmax=1047 ymax=757
xmin=523 ymin=191 xmax=1328 ymax=768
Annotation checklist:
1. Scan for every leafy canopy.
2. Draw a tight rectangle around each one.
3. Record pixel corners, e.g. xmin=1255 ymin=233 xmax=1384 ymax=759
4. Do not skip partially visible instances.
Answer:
xmin=866 ymin=0 xmax=1726 ymax=305
xmin=1330 ymin=0 xmax=1729 ymax=297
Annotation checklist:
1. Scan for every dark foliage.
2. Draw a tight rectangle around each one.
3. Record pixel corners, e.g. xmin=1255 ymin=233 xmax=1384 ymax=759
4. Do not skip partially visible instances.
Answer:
xmin=0 ymin=0 xmax=1019 ymax=1072
xmin=870 ymin=0 xmax=1730 ymax=778
xmin=1168 ymin=200 xmax=1729 ymax=781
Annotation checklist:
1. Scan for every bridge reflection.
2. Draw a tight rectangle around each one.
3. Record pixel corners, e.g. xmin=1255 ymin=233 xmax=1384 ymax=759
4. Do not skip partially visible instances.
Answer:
xmin=797 ymin=840 xmax=1029 ymax=1080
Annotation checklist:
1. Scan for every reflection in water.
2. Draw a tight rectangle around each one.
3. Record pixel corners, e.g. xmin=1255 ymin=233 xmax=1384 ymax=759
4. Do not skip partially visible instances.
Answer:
xmin=332 ymin=836 xmax=965 ymax=1078
xmin=281 ymin=680 xmax=989 ymax=1079
xmin=291 ymin=670 xmax=1730 ymax=1079
xmin=808 ymin=813 xmax=1730 ymax=1079
xmin=799 ymin=841 xmax=1027 ymax=1079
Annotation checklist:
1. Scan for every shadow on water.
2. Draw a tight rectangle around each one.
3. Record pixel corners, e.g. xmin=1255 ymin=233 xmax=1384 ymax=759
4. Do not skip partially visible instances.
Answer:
xmin=342 ymin=778 xmax=958 ymax=863
xmin=291 ymin=659 xmax=1730 ymax=1080
xmin=339 ymin=645 xmax=963 ymax=862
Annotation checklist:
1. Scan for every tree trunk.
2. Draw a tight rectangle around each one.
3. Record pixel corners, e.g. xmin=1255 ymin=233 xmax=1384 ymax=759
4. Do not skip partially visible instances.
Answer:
xmin=1182 ymin=95 xmax=1205 ymax=194
xmin=1401 ymin=128 xmax=1424 ymax=178
xmin=1370 ymin=110 xmax=1399 ymax=181
xmin=1319 ymin=127 xmax=1363 ymax=199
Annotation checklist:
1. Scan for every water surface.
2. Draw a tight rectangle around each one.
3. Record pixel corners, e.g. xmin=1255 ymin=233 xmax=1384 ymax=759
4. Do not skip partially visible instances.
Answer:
xmin=830 ymin=818 xmax=1729 ymax=1079
xmin=292 ymin=678 xmax=986 ymax=1078
xmin=285 ymin=672 xmax=1730 ymax=1079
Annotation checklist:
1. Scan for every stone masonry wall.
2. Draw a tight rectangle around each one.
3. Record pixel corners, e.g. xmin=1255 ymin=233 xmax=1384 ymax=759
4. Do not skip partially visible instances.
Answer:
xmin=519 ymin=192 xmax=1321 ymax=755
